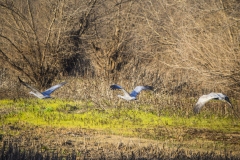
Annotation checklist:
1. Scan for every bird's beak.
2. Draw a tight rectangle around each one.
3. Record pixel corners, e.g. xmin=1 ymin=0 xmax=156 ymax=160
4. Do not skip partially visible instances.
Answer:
xmin=227 ymin=102 xmax=233 ymax=108
xmin=224 ymin=100 xmax=233 ymax=109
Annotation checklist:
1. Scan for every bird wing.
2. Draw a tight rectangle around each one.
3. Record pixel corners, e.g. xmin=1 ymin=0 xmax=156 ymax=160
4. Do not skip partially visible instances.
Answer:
xmin=129 ymin=86 xmax=153 ymax=98
xmin=110 ymin=84 xmax=130 ymax=96
xmin=208 ymin=92 xmax=222 ymax=99
xmin=193 ymin=93 xmax=232 ymax=113
xmin=29 ymin=91 xmax=46 ymax=99
xmin=18 ymin=77 xmax=43 ymax=97
xmin=193 ymin=94 xmax=217 ymax=114
xmin=42 ymin=82 xmax=67 ymax=96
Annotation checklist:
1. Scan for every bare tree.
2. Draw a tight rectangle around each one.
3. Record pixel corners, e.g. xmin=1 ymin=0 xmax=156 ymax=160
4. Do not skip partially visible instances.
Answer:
xmin=126 ymin=0 xmax=240 ymax=95
xmin=0 ymin=0 xmax=96 ymax=88
xmin=85 ymin=0 xmax=135 ymax=80
xmin=0 ymin=0 xmax=240 ymax=98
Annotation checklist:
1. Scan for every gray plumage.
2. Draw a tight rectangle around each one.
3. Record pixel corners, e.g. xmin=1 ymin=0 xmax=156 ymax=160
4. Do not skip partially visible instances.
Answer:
xmin=193 ymin=93 xmax=232 ymax=114
xmin=18 ymin=77 xmax=66 ymax=99
xmin=110 ymin=84 xmax=153 ymax=101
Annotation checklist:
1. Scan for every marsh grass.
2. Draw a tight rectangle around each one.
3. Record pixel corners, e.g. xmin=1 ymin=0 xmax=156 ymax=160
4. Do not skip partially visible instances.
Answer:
xmin=1 ymin=97 xmax=239 ymax=159
xmin=1 ymin=141 xmax=239 ymax=160
xmin=1 ymin=98 xmax=239 ymax=137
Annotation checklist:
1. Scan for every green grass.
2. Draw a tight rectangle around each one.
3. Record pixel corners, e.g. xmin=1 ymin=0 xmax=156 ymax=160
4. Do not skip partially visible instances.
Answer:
xmin=0 ymin=99 xmax=239 ymax=137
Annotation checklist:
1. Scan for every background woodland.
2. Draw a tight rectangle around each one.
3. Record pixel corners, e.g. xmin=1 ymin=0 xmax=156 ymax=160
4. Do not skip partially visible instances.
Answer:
xmin=0 ymin=0 xmax=240 ymax=99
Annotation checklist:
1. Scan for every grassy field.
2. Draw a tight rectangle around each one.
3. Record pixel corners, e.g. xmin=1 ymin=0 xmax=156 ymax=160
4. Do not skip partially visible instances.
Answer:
xmin=0 ymin=98 xmax=240 ymax=159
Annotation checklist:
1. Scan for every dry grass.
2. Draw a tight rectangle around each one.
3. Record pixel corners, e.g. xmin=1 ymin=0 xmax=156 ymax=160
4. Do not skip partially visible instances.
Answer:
xmin=0 ymin=96 xmax=239 ymax=159
xmin=1 ymin=124 xmax=240 ymax=159
xmin=0 ymin=0 xmax=240 ymax=159
xmin=0 ymin=0 xmax=240 ymax=96
xmin=1 ymin=75 xmax=239 ymax=118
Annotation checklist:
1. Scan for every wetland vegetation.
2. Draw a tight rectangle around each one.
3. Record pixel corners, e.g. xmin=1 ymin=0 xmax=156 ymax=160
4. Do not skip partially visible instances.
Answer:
xmin=1 ymin=98 xmax=240 ymax=159
xmin=1 ymin=0 xmax=240 ymax=159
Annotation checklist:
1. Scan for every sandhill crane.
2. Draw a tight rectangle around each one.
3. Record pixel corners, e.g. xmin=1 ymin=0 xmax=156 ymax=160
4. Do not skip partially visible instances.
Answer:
xmin=18 ymin=77 xmax=67 ymax=99
xmin=110 ymin=84 xmax=153 ymax=101
xmin=193 ymin=93 xmax=232 ymax=114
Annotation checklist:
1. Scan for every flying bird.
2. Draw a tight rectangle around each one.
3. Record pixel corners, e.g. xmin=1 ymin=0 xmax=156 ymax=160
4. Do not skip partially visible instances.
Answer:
xmin=110 ymin=84 xmax=153 ymax=101
xmin=18 ymin=77 xmax=67 ymax=99
xmin=193 ymin=93 xmax=232 ymax=114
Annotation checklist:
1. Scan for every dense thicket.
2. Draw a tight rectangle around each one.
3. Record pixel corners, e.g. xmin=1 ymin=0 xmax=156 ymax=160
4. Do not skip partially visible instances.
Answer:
xmin=0 ymin=0 xmax=239 ymax=98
